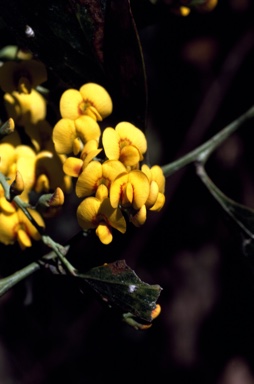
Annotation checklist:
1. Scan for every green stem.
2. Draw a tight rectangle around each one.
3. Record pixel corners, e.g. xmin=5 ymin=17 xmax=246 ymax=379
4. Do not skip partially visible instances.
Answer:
xmin=162 ymin=105 xmax=254 ymax=178
xmin=42 ymin=236 xmax=76 ymax=276
xmin=0 ymin=261 xmax=40 ymax=297
xmin=0 ymin=247 xmax=72 ymax=297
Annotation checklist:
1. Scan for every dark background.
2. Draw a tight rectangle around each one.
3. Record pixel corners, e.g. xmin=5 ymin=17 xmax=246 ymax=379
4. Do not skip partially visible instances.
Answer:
xmin=2 ymin=0 xmax=254 ymax=383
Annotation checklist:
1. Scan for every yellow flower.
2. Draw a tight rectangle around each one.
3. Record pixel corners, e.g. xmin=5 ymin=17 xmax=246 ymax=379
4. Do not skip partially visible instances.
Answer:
xmin=0 ymin=186 xmax=16 ymax=214
xmin=63 ymin=140 xmax=103 ymax=178
xmin=102 ymin=122 xmax=147 ymax=167
xmin=129 ymin=204 xmax=147 ymax=227
xmin=16 ymin=208 xmax=45 ymax=249
xmin=80 ymin=139 xmax=102 ymax=168
xmin=23 ymin=120 xmax=53 ymax=152
xmin=0 ymin=206 xmax=45 ymax=249
xmin=110 ymin=169 xmax=150 ymax=210
xmin=0 ymin=143 xmax=16 ymax=174
xmin=0 ymin=211 xmax=19 ymax=245
xmin=0 ymin=145 xmax=36 ymax=202
xmin=0 ymin=59 xmax=47 ymax=94
xmin=8 ymin=145 xmax=37 ymax=202
xmin=14 ymin=145 xmax=36 ymax=188
xmin=59 ymin=82 xmax=113 ymax=121
xmin=75 ymin=159 xmax=126 ymax=198
xmin=141 ymin=164 xmax=166 ymax=211
xmin=35 ymin=150 xmax=72 ymax=193
xmin=4 ymin=89 xmax=46 ymax=126
xmin=77 ymin=184 xmax=126 ymax=245
xmin=52 ymin=116 xmax=101 ymax=155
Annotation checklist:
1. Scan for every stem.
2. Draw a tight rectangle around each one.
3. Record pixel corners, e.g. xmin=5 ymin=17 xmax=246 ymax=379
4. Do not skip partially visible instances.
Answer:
xmin=162 ymin=105 xmax=254 ymax=177
xmin=42 ymin=236 xmax=76 ymax=276
xmin=0 ymin=261 xmax=40 ymax=297
xmin=0 ymin=247 xmax=72 ymax=298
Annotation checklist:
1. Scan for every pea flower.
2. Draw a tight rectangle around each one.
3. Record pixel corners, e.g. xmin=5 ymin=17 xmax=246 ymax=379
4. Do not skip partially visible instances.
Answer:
xmin=75 ymin=159 xmax=127 ymax=199
xmin=16 ymin=208 xmax=45 ymax=249
xmin=4 ymin=89 xmax=47 ymax=126
xmin=102 ymin=122 xmax=147 ymax=167
xmin=77 ymin=184 xmax=126 ymax=245
xmin=59 ymin=82 xmax=113 ymax=121
xmin=52 ymin=115 xmax=101 ymax=155
xmin=0 ymin=186 xmax=16 ymax=214
xmin=35 ymin=150 xmax=72 ymax=194
xmin=23 ymin=119 xmax=53 ymax=152
xmin=7 ymin=145 xmax=37 ymax=202
xmin=0 ymin=59 xmax=47 ymax=94
xmin=63 ymin=140 xmax=103 ymax=178
xmin=0 ymin=211 xmax=19 ymax=245
xmin=0 ymin=207 xmax=45 ymax=249
xmin=0 ymin=144 xmax=36 ymax=202
xmin=110 ymin=169 xmax=150 ymax=210
xmin=141 ymin=164 xmax=166 ymax=211
xmin=0 ymin=143 xmax=16 ymax=174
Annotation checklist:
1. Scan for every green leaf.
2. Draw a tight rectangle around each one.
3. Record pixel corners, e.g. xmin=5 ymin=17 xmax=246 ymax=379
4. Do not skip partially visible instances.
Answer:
xmin=78 ymin=259 xmax=162 ymax=322
xmin=196 ymin=162 xmax=254 ymax=258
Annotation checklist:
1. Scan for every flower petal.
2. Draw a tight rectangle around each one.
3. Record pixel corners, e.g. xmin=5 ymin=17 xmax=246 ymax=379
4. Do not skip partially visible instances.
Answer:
xmin=110 ymin=172 xmax=128 ymax=208
xmin=75 ymin=115 xmax=101 ymax=143
xmin=76 ymin=161 xmax=102 ymax=198
xmin=52 ymin=118 xmax=76 ymax=154
xmin=149 ymin=192 xmax=166 ymax=211
xmin=116 ymin=122 xmax=147 ymax=155
xmin=120 ymin=145 xmax=140 ymax=166
xmin=0 ymin=143 xmax=16 ymax=174
xmin=146 ymin=180 xmax=159 ymax=208
xmin=96 ymin=223 xmax=113 ymax=244
xmin=72 ymin=137 xmax=83 ymax=155
xmin=35 ymin=174 xmax=50 ymax=192
xmin=128 ymin=170 xmax=150 ymax=210
xmin=151 ymin=165 xmax=166 ymax=193
xmin=63 ymin=157 xmax=83 ymax=177
xmin=95 ymin=184 xmax=109 ymax=201
xmin=17 ymin=208 xmax=45 ymax=242
xmin=141 ymin=164 xmax=152 ymax=181
xmin=4 ymin=89 xmax=46 ymax=126
xmin=102 ymin=160 xmax=127 ymax=187
xmin=99 ymin=198 xmax=126 ymax=233
xmin=77 ymin=197 xmax=100 ymax=230
xmin=17 ymin=228 xmax=32 ymax=249
xmin=60 ymin=89 xmax=83 ymax=120
xmin=0 ymin=196 xmax=16 ymax=214
xmin=79 ymin=83 xmax=113 ymax=120
xmin=0 ymin=211 xmax=18 ymax=245
xmin=102 ymin=127 xmax=120 ymax=160
xmin=130 ymin=204 xmax=147 ymax=227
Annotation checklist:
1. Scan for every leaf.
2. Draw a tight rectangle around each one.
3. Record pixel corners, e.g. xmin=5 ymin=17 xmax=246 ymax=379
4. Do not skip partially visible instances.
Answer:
xmin=78 ymin=259 xmax=162 ymax=322
xmin=197 ymin=162 xmax=254 ymax=258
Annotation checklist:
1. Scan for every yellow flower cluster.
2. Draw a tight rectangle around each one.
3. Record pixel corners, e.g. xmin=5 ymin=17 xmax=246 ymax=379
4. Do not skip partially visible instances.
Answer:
xmin=53 ymin=83 xmax=166 ymax=245
xmin=0 ymin=57 xmax=67 ymax=248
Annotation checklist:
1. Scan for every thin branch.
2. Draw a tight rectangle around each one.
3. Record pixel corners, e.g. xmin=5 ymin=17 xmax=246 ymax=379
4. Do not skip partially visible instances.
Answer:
xmin=162 ymin=104 xmax=254 ymax=177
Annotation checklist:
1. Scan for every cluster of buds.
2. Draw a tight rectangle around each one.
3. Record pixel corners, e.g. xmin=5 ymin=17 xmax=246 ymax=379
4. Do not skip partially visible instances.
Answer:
xmin=52 ymin=83 xmax=166 ymax=245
